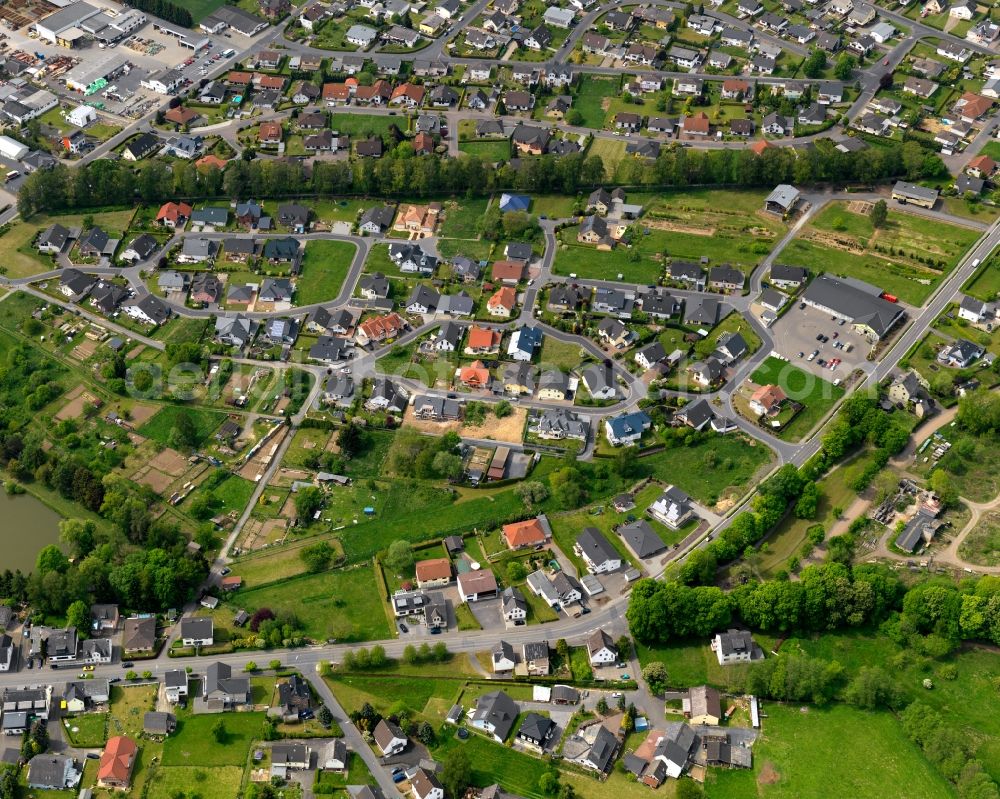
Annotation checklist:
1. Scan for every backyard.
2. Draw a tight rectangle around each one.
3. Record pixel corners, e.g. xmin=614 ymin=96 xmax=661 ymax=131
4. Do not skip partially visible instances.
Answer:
xmin=783 ymin=201 xmax=980 ymax=305
xmin=138 ymin=405 xmax=228 ymax=448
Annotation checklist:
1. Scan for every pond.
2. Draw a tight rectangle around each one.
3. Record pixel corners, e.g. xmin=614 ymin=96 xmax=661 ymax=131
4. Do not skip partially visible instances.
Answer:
xmin=0 ymin=490 xmax=64 ymax=573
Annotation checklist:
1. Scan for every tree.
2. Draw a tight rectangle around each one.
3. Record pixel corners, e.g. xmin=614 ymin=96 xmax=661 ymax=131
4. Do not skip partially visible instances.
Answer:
xmin=930 ymin=470 xmax=958 ymax=509
xmin=495 ymin=400 xmax=513 ymax=418
xmin=300 ymin=541 xmax=335 ymax=572
xmin=516 ymin=481 xmax=549 ymax=507
xmin=596 ymin=696 xmax=609 ymax=714
xmin=440 ymin=747 xmax=472 ymax=798
xmin=317 ymin=705 xmax=333 ymax=727
xmin=870 ymin=199 xmax=888 ymax=229
xmin=538 ymin=771 xmax=560 ymax=795
xmin=431 ymin=451 xmax=464 ymax=480
xmin=642 ymin=661 xmax=669 ymax=694
xmin=245 ymin=661 xmax=257 ymax=672
xmin=211 ymin=719 xmax=228 ymax=743
xmin=508 ymin=561 xmax=528 ymax=582
xmin=168 ymin=411 xmax=199 ymax=450
xmin=269 ymin=659 xmax=281 ymax=671
xmin=293 ymin=486 xmax=324 ymax=521
xmin=65 ymin=600 xmax=90 ymax=637
xmin=417 ymin=721 xmax=436 ymax=745
xmin=794 ymin=481 xmax=821 ymax=519
xmin=834 ymin=53 xmax=857 ymax=81
xmin=802 ymin=49 xmax=827 ymax=79
xmin=385 ymin=540 xmax=414 ymax=573
xmin=878 ymin=71 xmax=894 ymax=90
xmin=676 ymin=781 xmax=705 ymax=799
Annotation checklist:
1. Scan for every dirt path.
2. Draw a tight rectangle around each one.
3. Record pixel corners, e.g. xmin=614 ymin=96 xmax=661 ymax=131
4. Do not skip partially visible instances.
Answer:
xmin=891 ymin=404 xmax=961 ymax=468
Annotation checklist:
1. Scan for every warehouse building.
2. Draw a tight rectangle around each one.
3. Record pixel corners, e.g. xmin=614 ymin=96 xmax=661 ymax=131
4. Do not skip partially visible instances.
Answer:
xmin=801 ymin=275 xmax=905 ymax=342
xmin=35 ymin=1 xmax=103 ymax=46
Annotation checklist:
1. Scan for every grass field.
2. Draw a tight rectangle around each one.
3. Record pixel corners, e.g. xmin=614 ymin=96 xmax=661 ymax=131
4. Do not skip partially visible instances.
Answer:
xmin=783 ymin=202 xmax=979 ymax=305
xmin=0 ymin=209 xmax=135 ymax=279
xmin=587 ymin=137 xmax=628 ymax=179
xmin=147 ymin=766 xmax=243 ymax=799
xmin=750 ymin=357 xmax=845 ymax=441
xmin=162 ymin=712 xmax=265 ymax=766
xmin=139 ymin=405 xmax=227 ymax=449
xmin=459 ymin=140 xmax=511 ymax=162
xmin=330 ymin=113 xmax=404 ymax=140
xmin=327 ymin=673 xmax=463 ymax=720
xmin=169 ymin=0 xmax=226 ymax=21
xmin=439 ymin=198 xmax=491 ymax=239
xmin=296 ymin=239 xmax=357 ymax=305
xmin=959 ymin=509 xmax=1000 ymax=566
xmin=925 ymin=429 xmax=1000 ymax=502
xmin=234 ymin=565 xmax=392 ymax=642
xmin=573 ymin=75 xmax=621 ymax=128
xmin=637 ymin=435 xmax=774 ymax=507
xmin=540 ymin=337 xmax=587 ymax=371
xmin=704 ymin=702 xmax=954 ymax=799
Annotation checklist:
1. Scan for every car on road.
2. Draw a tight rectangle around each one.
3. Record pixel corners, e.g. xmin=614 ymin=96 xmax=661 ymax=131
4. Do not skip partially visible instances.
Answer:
xmin=621 ymin=673 xmax=630 ymax=680
xmin=798 ymin=351 xmax=805 ymax=358
xmin=82 ymin=664 xmax=94 ymax=672
xmin=808 ymin=350 xmax=818 ymax=361
xmin=86 ymin=753 xmax=100 ymax=760
xmin=398 ymin=622 xmax=408 ymax=633
xmin=122 ymin=661 xmax=134 ymax=668
xmin=816 ymin=333 xmax=823 ymax=341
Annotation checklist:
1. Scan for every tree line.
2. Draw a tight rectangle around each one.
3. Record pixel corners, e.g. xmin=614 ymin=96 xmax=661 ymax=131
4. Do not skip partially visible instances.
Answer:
xmin=122 ymin=0 xmax=193 ymax=27
xmin=18 ymin=138 xmax=946 ymax=218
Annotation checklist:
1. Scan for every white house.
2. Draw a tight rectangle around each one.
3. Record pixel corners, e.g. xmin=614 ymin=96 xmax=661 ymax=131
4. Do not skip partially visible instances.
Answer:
xmin=711 ymin=629 xmax=760 ymax=665
xmin=179 ymin=618 xmax=214 ymax=647
xmin=586 ymin=629 xmax=618 ymax=666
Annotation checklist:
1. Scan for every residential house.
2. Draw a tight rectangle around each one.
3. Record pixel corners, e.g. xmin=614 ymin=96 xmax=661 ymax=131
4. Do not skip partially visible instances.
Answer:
xmin=648 ymin=485 xmax=695 ymax=529
xmin=575 ymin=527 xmax=621 ymax=574
xmin=586 ymin=629 xmax=618 ymax=666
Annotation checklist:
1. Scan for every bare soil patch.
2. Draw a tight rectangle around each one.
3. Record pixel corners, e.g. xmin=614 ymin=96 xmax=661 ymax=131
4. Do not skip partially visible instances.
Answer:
xmin=149 ymin=447 xmax=188 ymax=476
xmin=70 ymin=339 xmax=98 ymax=361
xmin=460 ymin=407 xmax=528 ymax=443
xmin=758 ymin=761 xmax=781 ymax=786
xmin=134 ymin=466 xmax=173 ymax=494
xmin=55 ymin=388 xmax=99 ymax=421
xmin=128 ymin=402 xmax=160 ymax=425
xmin=644 ymin=218 xmax=716 ymax=236
xmin=402 ymin=406 xmax=463 ymax=434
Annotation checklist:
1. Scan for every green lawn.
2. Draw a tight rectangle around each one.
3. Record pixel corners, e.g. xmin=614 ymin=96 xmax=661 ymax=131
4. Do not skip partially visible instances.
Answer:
xmin=147 ymin=766 xmax=243 ymax=799
xmin=783 ymin=201 xmax=980 ymax=305
xmin=162 ymin=712 xmax=266 ymax=766
xmin=750 ymin=357 xmax=845 ymax=441
xmin=138 ymin=406 xmax=227 ymax=449
xmin=704 ymin=702 xmax=954 ymax=799
xmin=64 ymin=712 xmax=108 ymax=747
xmin=183 ymin=473 xmax=255 ymax=519
xmin=296 ymin=239 xmax=357 ymax=305
xmin=552 ymin=228 xmax=664 ymax=284
xmin=233 ymin=565 xmax=392 ymax=643
xmin=459 ymin=140 xmax=511 ymax=162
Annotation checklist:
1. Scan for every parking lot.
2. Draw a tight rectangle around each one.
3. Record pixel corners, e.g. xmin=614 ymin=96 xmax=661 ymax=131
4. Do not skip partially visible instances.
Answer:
xmin=769 ymin=302 xmax=873 ymax=381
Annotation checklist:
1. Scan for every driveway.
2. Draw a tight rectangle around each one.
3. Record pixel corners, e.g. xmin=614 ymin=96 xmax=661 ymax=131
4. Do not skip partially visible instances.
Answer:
xmin=467 ymin=597 xmax=505 ymax=631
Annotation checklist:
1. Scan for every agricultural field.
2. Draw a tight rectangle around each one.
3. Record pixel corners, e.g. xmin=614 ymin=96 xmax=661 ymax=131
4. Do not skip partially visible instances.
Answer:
xmin=296 ymin=239 xmax=358 ymax=305
xmin=782 ymin=201 xmax=979 ymax=305
xmin=587 ymin=137 xmax=629 ymax=178
xmin=232 ymin=565 xmax=393 ymax=642
xmin=750 ymin=357 xmax=845 ymax=441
